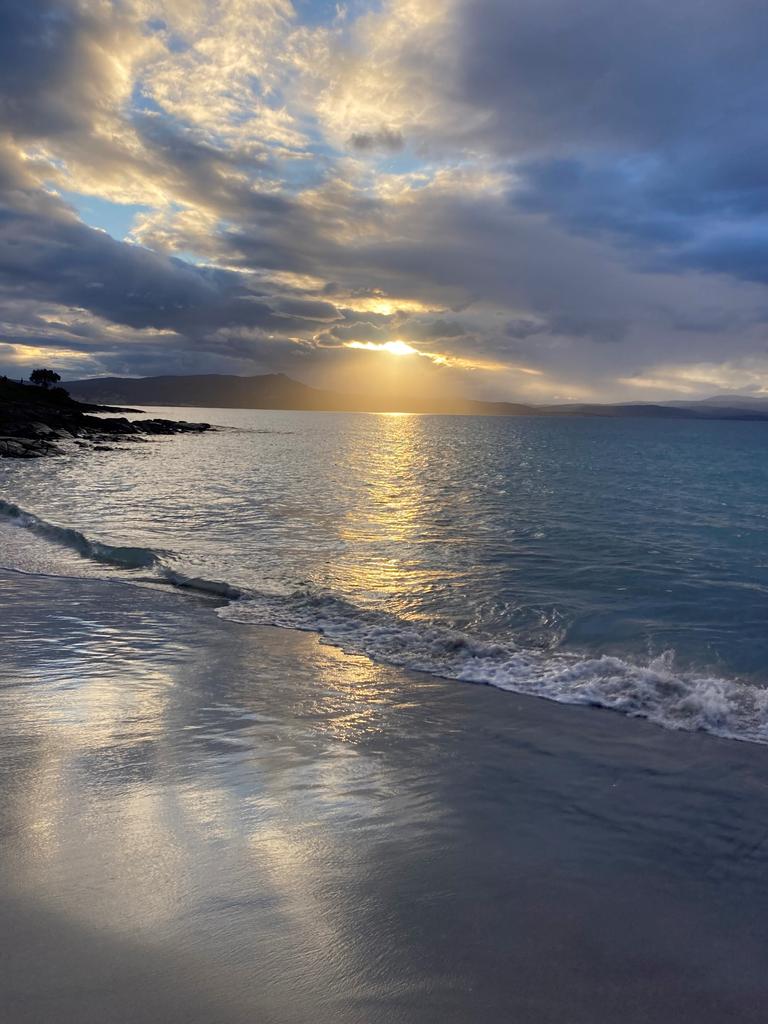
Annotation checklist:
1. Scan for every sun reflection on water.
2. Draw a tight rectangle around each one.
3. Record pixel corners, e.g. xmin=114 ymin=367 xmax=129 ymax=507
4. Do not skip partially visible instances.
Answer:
xmin=328 ymin=413 xmax=453 ymax=608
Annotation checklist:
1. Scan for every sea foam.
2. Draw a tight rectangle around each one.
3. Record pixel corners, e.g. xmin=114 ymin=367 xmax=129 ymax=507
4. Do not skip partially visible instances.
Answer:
xmin=3 ymin=496 xmax=768 ymax=745
xmin=218 ymin=589 xmax=768 ymax=745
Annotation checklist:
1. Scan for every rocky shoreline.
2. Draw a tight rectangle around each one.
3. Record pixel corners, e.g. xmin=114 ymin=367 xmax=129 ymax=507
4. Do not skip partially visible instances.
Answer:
xmin=0 ymin=377 xmax=211 ymax=459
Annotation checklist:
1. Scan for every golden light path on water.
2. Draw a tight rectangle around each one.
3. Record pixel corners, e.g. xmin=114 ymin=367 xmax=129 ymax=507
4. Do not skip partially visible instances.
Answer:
xmin=329 ymin=413 xmax=455 ymax=609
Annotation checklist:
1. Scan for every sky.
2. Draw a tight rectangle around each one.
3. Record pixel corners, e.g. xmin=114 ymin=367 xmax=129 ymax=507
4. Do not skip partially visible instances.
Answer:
xmin=2 ymin=0 xmax=768 ymax=403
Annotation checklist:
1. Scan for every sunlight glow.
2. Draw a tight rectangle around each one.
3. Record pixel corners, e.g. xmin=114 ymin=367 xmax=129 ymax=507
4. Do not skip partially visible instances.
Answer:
xmin=0 ymin=342 xmax=92 ymax=366
xmin=346 ymin=339 xmax=419 ymax=357
xmin=339 ymin=297 xmax=441 ymax=316
xmin=342 ymin=338 xmax=541 ymax=375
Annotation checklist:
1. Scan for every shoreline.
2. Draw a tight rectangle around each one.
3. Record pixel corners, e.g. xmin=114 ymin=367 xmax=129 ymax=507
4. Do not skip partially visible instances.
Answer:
xmin=2 ymin=566 xmax=768 ymax=1022
xmin=2 ymin=486 xmax=767 ymax=747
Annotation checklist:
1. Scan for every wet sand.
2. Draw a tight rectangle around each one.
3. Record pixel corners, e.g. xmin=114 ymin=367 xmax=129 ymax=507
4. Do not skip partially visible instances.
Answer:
xmin=2 ymin=568 xmax=768 ymax=1022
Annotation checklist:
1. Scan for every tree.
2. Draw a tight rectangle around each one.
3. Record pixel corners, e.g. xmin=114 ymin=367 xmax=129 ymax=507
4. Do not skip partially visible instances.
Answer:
xmin=29 ymin=368 xmax=61 ymax=389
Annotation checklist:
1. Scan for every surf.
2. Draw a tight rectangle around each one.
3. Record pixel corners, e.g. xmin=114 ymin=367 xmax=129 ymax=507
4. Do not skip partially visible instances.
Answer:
xmin=3 ymin=484 xmax=768 ymax=746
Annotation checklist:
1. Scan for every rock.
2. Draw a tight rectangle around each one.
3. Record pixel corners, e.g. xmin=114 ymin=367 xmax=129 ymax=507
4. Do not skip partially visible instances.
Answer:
xmin=0 ymin=437 xmax=48 ymax=458
xmin=0 ymin=434 xmax=63 ymax=458
xmin=139 ymin=419 xmax=177 ymax=434
xmin=140 ymin=418 xmax=210 ymax=434
xmin=0 ymin=376 xmax=210 ymax=458
xmin=28 ymin=422 xmax=54 ymax=437
xmin=101 ymin=417 xmax=139 ymax=434
xmin=0 ymin=438 xmax=29 ymax=457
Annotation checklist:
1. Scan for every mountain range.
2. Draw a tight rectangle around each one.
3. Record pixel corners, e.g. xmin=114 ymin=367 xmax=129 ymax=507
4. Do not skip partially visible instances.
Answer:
xmin=64 ymin=373 xmax=768 ymax=421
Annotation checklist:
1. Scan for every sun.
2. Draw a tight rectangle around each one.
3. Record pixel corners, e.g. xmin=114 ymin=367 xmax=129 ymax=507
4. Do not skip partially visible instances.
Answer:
xmin=380 ymin=340 xmax=418 ymax=357
xmin=345 ymin=339 xmax=419 ymax=357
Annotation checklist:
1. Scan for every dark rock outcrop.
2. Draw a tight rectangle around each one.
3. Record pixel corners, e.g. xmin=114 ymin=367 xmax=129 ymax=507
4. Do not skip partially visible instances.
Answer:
xmin=0 ymin=436 xmax=62 ymax=459
xmin=0 ymin=377 xmax=211 ymax=459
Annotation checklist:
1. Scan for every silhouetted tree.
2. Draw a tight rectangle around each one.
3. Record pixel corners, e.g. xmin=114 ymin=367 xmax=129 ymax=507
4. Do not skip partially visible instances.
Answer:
xmin=29 ymin=368 xmax=61 ymax=389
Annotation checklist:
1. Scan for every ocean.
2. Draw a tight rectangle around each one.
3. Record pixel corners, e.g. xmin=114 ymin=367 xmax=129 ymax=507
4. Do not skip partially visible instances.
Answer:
xmin=4 ymin=407 xmax=768 ymax=1022
xmin=3 ymin=407 xmax=768 ymax=742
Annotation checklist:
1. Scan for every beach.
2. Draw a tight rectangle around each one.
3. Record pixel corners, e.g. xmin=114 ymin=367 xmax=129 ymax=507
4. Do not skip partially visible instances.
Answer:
xmin=6 ymin=0 xmax=768 ymax=1016
xmin=4 ymin=0 xmax=768 ymax=1016
xmin=3 ymin=566 xmax=768 ymax=1023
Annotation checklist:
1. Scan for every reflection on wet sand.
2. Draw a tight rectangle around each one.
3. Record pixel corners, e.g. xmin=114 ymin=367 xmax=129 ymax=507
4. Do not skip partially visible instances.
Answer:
xmin=1 ymin=572 xmax=454 ymax=1021
xmin=3 ymin=569 xmax=768 ymax=1023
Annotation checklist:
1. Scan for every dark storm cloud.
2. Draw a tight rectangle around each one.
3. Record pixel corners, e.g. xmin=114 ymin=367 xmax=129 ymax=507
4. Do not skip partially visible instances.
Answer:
xmin=505 ymin=319 xmax=546 ymax=341
xmin=679 ymin=233 xmax=768 ymax=285
xmin=0 ymin=0 xmax=97 ymax=137
xmin=313 ymin=192 xmax=634 ymax=325
xmin=406 ymin=319 xmax=467 ymax=341
xmin=505 ymin=311 xmax=627 ymax=344
xmin=0 ymin=198 xmax=270 ymax=334
xmin=273 ymin=297 xmax=341 ymax=320
xmin=131 ymin=112 xmax=288 ymax=203
xmin=457 ymin=0 xmax=768 ymax=155
xmin=442 ymin=0 xmax=768 ymax=287
xmin=513 ymin=160 xmax=693 ymax=246
xmin=326 ymin=321 xmax=390 ymax=344
xmin=511 ymin=153 xmax=768 ymax=285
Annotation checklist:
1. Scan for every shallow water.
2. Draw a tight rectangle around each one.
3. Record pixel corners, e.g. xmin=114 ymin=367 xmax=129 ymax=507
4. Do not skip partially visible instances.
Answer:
xmin=3 ymin=408 xmax=768 ymax=741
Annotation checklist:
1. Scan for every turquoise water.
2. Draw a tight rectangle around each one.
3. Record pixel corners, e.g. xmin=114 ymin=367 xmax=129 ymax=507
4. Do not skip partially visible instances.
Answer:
xmin=3 ymin=409 xmax=768 ymax=741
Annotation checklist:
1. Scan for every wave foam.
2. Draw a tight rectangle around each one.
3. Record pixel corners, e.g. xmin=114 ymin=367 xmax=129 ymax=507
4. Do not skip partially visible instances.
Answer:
xmin=219 ymin=590 xmax=768 ymax=745
xmin=3 ymin=497 xmax=767 ymax=744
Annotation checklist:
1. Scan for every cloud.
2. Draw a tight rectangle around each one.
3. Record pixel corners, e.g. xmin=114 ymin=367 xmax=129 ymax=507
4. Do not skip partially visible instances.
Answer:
xmin=456 ymin=0 xmax=768 ymax=154
xmin=319 ymin=1 xmax=768 ymax=282
xmin=617 ymin=357 xmax=768 ymax=397
xmin=348 ymin=128 xmax=404 ymax=152
xmin=2 ymin=0 xmax=768 ymax=398
xmin=0 ymin=1 xmax=141 ymax=139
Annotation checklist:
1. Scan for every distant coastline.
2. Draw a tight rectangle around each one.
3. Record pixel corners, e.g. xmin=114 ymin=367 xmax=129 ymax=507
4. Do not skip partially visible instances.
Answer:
xmin=64 ymin=372 xmax=768 ymax=422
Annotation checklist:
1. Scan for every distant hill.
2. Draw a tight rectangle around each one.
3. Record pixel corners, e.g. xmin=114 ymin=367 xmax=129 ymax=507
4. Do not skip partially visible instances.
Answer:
xmin=64 ymin=373 xmax=768 ymax=421
xmin=64 ymin=373 xmax=538 ymax=415
xmin=665 ymin=394 xmax=768 ymax=412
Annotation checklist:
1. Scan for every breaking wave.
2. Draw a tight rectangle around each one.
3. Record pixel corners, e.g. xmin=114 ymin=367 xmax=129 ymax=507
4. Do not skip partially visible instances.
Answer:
xmin=0 ymin=498 xmax=241 ymax=600
xmin=0 ymin=498 xmax=159 ymax=569
xmin=218 ymin=589 xmax=768 ymax=745
xmin=3 ymin=496 xmax=768 ymax=745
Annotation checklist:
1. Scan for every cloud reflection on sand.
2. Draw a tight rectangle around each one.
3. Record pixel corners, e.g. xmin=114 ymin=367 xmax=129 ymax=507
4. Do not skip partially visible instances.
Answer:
xmin=5 ymin=569 xmax=768 ymax=1021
